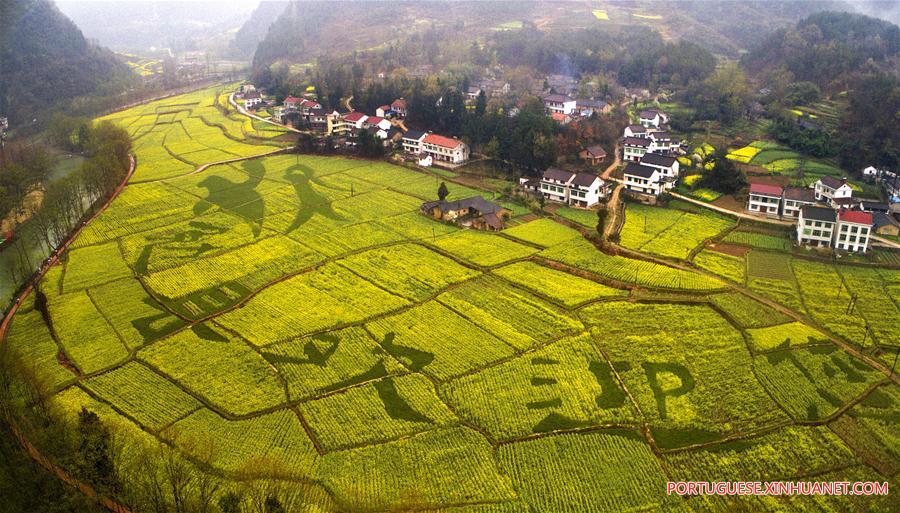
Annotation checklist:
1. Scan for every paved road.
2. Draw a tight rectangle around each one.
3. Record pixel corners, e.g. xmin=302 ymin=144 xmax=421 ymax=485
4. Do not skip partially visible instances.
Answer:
xmin=229 ymin=92 xmax=302 ymax=134
xmin=669 ymin=191 xmax=900 ymax=249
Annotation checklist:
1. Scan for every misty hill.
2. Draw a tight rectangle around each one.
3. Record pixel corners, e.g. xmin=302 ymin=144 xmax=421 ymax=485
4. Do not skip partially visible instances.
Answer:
xmin=248 ymin=0 xmax=871 ymax=71
xmin=0 ymin=0 xmax=130 ymax=124
xmin=231 ymin=1 xmax=290 ymax=58
xmin=251 ymin=0 xmax=534 ymax=68
xmin=742 ymin=11 xmax=900 ymax=89
xmin=55 ymin=1 xmax=258 ymax=55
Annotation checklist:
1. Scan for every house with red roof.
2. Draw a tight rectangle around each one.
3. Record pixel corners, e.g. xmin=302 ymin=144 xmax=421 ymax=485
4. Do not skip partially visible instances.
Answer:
xmin=390 ymin=99 xmax=407 ymax=117
xmin=336 ymin=111 xmax=368 ymax=134
xmin=835 ymin=210 xmax=873 ymax=253
xmin=421 ymin=133 xmax=469 ymax=165
xmin=364 ymin=116 xmax=391 ymax=131
xmin=747 ymin=182 xmax=784 ymax=216
xmin=283 ymin=96 xmax=303 ymax=109
xmin=376 ymin=105 xmax=392 ymax=117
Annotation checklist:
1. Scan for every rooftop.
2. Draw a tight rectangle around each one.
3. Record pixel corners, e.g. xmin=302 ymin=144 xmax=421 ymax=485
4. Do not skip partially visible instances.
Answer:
xmin=839 ymin=210 xmax=873 ymax=225
xmin=343 ymin=111 xmax=366 ymax=122
xmin=543 ymin=93 xmax=574 ymax=103
xmin=749 ymin=182 xmax=784 ymax=197
xmin=783 ymin=187 xmax=815 ymax=202
xmin=640 ymin=153 xmax=677 ymax=167
xmin=422 ymin=196 xmax=505 ymax=216
xmin=623 ymin=163 xmax=658 ymax=179
xmin=801 ymin=205 xmax=836 ymax=223
xmin=423 ymin=133 xmax=463 ymax=149
xmin=572 ymin=172 xmax=601 ymax=187
xmin=403 ymin=129 xmax=426 ymax=141
xmin=624 ymin=137 xmax=650 ymax=148
xmin=542 ymin=167 xmax=576 ymax=183
xmin=818 ymin=176 xmax=846 ymax=189
xmin=583 ymin=145 xmax=607 ymax=157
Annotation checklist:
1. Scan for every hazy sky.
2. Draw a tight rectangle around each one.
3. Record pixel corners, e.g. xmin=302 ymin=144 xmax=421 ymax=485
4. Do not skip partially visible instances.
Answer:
xmin=56 ymin=0 xmax=261 ymax=13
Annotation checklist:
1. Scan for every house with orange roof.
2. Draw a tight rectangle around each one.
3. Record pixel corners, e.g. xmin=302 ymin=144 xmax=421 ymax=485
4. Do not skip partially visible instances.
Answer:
xmin=421 ymin=133 xmax=469 ymax=165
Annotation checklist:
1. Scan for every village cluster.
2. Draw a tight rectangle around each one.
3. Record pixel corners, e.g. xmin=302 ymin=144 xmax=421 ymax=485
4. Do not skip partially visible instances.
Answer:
xmin=239 ymin=85 xmax=899 ymax=254
xmin=746 ymin=174 xmax=900 ymax=253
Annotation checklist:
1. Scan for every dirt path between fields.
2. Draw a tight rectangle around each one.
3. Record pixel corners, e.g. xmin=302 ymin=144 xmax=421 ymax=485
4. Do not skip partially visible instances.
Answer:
xmin=0 ymin=155 xmax=137 ymax=513
xmin=128 ymin=146 xmax=293 ymax=185
xmin=601 ymin=141 xmax=620 ymax=180
xmin=602 ymin=183 xmax=624 ymax=239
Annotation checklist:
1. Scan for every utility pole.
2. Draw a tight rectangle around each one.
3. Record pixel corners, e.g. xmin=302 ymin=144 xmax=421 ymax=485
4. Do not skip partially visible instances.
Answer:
xmin=891 ymin=346 xmax=899 ymax=377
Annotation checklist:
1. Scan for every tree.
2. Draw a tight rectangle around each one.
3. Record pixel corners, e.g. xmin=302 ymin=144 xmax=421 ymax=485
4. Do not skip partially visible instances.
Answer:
xmin=699 ymin=149 xmax=747 ymax=194
xmin=265 ymin=496 xmax=285 ymax=513
xmin=475 ymin=91 xmax=487 ymax=116
xmin=437 ymin=182 xmax=449 ymax=201
xmin=685 ymin=63 xmax=750 ymax=124
xmin=596 ymin=208 xmax=607 ymax=234
xmin=75 ymin=407 xmax=119 ymax=494
xmin=218 ymin=493 xmax=241 ymax=513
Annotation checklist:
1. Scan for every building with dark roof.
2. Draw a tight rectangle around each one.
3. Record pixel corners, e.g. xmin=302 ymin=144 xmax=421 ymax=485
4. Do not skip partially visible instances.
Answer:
xmin=579 ymin=145 xmax=607 ymax=166
xmin=623 ymin=136 xmax=651 ymax=162
xmin=420 ymin=196 xmax=511 ymax=231
xmin=797 ymin=205 xmax=837 ymax=248
xmin=782 ymin=187 xmax=816 ymax=218
xmin=623 ymin=163 xmax=662 ymax=196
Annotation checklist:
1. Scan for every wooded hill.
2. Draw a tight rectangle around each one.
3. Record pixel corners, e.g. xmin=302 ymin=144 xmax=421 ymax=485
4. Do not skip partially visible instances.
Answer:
xmin=0 ymin=0 xmax=130 ymax=125
xmin=743 ymin=11 xmax=900 ymax=90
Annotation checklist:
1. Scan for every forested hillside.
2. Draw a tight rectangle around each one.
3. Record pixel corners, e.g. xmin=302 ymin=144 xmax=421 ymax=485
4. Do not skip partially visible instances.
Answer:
xmin=742 ymin=11 xmax=900 ymax=89
xmin=231 ymin=1 xmax=290 ymax=58
xmin=251 ymin=0 xmax=533 ymax=68
xmin=0 ymin=0 xmax=130 ymax=125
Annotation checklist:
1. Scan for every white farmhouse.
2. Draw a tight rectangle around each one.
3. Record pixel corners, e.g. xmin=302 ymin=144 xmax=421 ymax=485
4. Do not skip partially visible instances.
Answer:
xmin=648 ymin=131 xmax=676 ymax=154
xmin=623 ymin=163 xmax=662 ymax=196
xmin=540 ymin=168 xmax=576 ymax=203
xmin=639 ymin=109 xmax=668 ymax=128
xmin=834 ymin=210 xmax=872 ymax=253
xmin=569 ymin=173 xmax=607 ymax=207
xmin=623 ymin=124 xmax=648 ymax=139
xmin=797 ymin=206 xmax=837 ymax=248
xmin=782 ymin=187 xmax=816 ymax=218
xmin=639 ymin=153 xmax=679 ymax=186
xmin=543 ymin=93 xmax=577 ymax=115
xmin=243 ymin=91 xmax=262 ymax=108
xmin=746 ymin=183 xmax=783 ymax=216
xmin=862 ymin=166 xmax=879 ymax=179
xmin=813 ymin=176 xmax=853 ymax=205
xmin=402 ymin=129 xmax=427 ymax=154
xmin=421 ymin=133 xmax=469 ymax=165
xmin=623 ymin=137 xmax=650 ymax=162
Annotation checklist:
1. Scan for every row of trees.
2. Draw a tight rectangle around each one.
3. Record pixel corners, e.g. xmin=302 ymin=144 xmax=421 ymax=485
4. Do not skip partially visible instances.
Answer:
xmin=3 ymin=121 xmax=131 ymax=289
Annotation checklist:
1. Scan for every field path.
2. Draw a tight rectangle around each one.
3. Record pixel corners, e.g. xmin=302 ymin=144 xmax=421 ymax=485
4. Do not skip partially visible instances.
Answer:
xmin=128 ymin=146 xmax=292 ymax=185
xmin=600 ymin=141 xmax=620 ymax=179
xmin=602 ymin=183 xmax=624 ymax=239
xmin=670 ymin=191 xmax=900 ymax=249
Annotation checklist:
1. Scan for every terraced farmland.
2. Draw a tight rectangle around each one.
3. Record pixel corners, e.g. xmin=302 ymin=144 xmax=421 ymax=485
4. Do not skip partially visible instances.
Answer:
xmin=2 ymin=85 xmax=897 ymax=513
